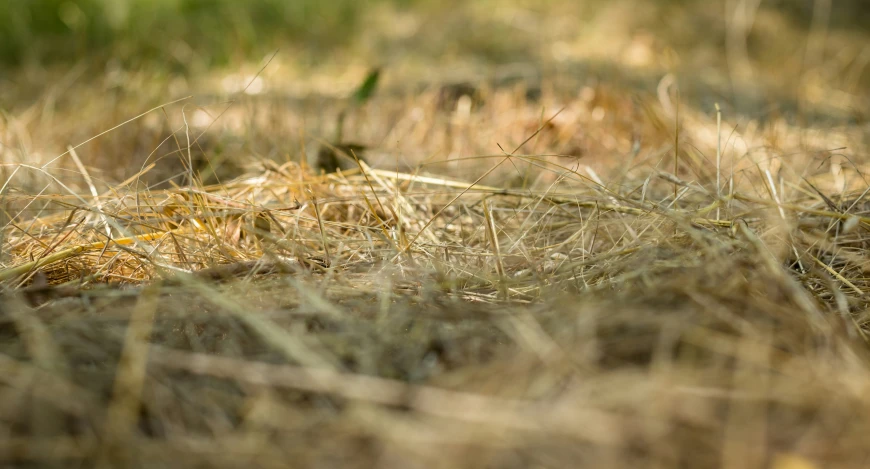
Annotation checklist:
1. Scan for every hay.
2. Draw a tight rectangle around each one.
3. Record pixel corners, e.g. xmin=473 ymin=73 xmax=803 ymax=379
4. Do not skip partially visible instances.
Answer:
xmin=2 ymin=78 xmax=870 ymax=468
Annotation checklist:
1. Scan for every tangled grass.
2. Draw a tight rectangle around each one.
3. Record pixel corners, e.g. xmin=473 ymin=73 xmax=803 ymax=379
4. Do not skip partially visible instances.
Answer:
xmin=2 ymin=72 xmax=870 ymax=468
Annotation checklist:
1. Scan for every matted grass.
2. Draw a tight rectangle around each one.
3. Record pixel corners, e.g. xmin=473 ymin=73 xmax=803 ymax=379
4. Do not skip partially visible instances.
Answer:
xmin=2 ymin=78 xmax=870 ymax=467
xmin=2 ymin=1 xmax=870 ymax=468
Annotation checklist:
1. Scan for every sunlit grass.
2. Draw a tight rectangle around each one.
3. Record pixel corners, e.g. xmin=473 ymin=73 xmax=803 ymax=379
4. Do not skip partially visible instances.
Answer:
xmin=1 ymin=1 xmax=870 ymax=467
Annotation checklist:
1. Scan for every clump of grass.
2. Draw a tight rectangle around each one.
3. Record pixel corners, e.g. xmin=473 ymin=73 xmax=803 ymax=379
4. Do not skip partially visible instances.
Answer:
xmin=1 ymin=71 xmax=870 ymax=468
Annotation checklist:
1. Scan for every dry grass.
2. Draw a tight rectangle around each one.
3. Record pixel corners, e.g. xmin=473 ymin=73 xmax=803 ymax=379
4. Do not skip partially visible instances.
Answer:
xmin=2 ymin=1 xmax=870 ymax=467
xmin=2 ymin=77 xmax=870 ymax=467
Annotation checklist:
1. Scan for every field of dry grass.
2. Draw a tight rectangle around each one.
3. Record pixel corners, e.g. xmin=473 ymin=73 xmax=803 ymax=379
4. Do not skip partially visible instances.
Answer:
xmin=2 ymin=1 xmax=870 ymax=468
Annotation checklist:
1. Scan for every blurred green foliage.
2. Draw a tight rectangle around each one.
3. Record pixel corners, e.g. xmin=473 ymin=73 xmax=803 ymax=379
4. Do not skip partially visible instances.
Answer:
xmin=0 ymin=0 xmax=419 ymax=69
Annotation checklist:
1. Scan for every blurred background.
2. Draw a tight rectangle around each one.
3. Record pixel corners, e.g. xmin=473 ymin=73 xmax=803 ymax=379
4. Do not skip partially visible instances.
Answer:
xmin=0 ymin=0 xmax=868 ymax=188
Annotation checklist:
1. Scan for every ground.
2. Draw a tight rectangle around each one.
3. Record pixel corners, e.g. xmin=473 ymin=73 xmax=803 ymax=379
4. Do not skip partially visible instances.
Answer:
xmin=1 ymin=1 xmax=870 ymax=468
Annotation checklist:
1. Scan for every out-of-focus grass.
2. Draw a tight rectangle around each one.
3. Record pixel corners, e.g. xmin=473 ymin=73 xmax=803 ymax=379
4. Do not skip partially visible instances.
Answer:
xmin=0 ymin=0 xmax=424 ymax=69
xmin=5 ymin=0 xmax=869 ymax=79
xmin=2 ymin=0 xmax=868 ymax=194
xmin=4 ymin=0 xmax=869 ymax=94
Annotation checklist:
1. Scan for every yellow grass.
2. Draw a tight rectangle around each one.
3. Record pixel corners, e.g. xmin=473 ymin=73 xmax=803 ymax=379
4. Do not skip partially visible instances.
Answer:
xmin=2 ymin=1 xmax=870 ymax=467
